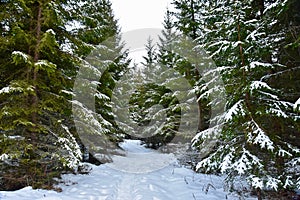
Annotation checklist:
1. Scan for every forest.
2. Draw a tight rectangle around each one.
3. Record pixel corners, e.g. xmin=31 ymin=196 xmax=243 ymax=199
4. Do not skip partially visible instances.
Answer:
xmin=0 ymin=0 xmax=299 ymax=199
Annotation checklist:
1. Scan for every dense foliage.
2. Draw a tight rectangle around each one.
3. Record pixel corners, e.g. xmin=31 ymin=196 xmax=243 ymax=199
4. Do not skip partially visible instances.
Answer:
xmin=0 ymin=0 xmax=299 ymax=198
xmin=169 ymin=0 xmax=300 ymax=198
xmin=0 ymin=0 xmax=128 ymax=190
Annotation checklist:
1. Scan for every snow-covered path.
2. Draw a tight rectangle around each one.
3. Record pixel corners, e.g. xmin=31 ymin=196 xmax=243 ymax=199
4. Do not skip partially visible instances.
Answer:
xmin=0 ymin=140 xmax=256 ymax=200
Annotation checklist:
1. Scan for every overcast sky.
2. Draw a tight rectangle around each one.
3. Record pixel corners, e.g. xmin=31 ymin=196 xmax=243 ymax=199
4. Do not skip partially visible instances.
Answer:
xmin=111 ymin=0 xmax=172 ymax=32
xmin=110 ymin=0 xmax=172 ymax=65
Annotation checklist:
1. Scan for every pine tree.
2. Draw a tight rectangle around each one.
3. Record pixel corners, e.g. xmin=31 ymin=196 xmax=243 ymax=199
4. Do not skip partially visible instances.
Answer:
xmin=172 ymin=0 xmax=202 ymax=40
xmin=0 ymin=0 xmax=85 ymax=190
xmin=72 ymin=0 xmax=130 ymax=162
xmin=171 ymin=1 xmax=212 ymax=133
xmin=157 ymin=9 xmax=202 ymax=144
xmin=123 ymin=38 xmax=176 ymax=148
xmin=0 ymin=0 xmax=129 ymax=190
xmin=191 ymin=0 xmax=300 ymax=196
xmin=157 ymin=8 xmax=178 ymax=68
xmin=141 ymin=37 xmax=158 ymax=68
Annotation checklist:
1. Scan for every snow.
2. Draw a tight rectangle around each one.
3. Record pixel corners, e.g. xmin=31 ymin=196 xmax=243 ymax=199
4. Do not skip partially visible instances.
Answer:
xmin=0 ymin=84 xmax=33 ymax=94
xmin=0 ymin=86 xmax=11 ymax=94
xmin=264 ymin=0 xmax=288 ymax=14
xmin=266 ymin=177 xmax=280 ymax=191
xmin=283 ymin=176 xmax=294 ymax=189
xmin=249 ymin=80 xmax=272 ymax=92
xmin=0 ymin=140 xmax=257 ymax=200
xmin=0 ymin=154 xmax=9 ymax=161
xmin=60 ymin=90 xmax=74 ymax=96
xmin=12 ymin=51 xmax=30 ymax=63
xmin=220 ymin=150 xmax=234 ymax=173
xmin=107 ymin=140 xmax=176 ymax=173
xmin=94 ymin=92 xmax=110 ymax=100
xmin=294 ymin=97 xmax=300 ymax=111
xmin=46 ymin=29 xmax=56 ymax=35
xmin=250 ymin=176 xmax=264 ymax=189
xmin=250 ymin=120 xmax=274 ymax=151
xmin=224 ymin=100 xmax=246 ymax=121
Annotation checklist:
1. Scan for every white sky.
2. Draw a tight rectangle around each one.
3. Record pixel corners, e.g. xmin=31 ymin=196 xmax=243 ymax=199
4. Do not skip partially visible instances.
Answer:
xmin=111 ymin=0 xmax=172 ymax=31
xmin=110 ymin=0 xmax=172 ymax=66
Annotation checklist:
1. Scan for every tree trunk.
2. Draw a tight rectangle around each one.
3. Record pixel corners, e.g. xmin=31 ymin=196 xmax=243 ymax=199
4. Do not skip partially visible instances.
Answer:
xmin=190 ymin=0 xmax=197 ymax=39
xmin=258 ymin=0 xmax=264 ymax=18
xmin=31 ymin=3 xmax=42 ymax=140
xmin=197 ymin=98 xmax=205 ymax=132
xmin=237 ymin=14 xmax=245 ymax=68
xmin=257 ymin=188 xmax=263 ymax=200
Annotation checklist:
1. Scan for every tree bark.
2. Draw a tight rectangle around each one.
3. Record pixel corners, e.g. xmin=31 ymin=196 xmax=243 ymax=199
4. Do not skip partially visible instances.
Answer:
xmin=197 ymin=99 xmax=206 ymax=132
xmin=257 ymin=188 xmax=262 ymax=200
xmin=190 ymin=0 xmax=197 ymax=39
xmin=258 ymin=0 xmax=264 ymax=18
xmin=31 ymin=2 xmax=42 ymax=139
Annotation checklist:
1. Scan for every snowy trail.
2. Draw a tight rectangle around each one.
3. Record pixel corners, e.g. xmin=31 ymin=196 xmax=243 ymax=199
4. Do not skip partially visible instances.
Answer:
xmin=115 ymin=174 xmax=136 ymax=200
xmin=0 ymin=140 xmax=256 ymax=200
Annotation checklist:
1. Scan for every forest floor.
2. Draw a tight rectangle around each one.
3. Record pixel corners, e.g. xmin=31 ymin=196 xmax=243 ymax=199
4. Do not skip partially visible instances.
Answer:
xmin=0 ymin=140 xmax=257 ymax=200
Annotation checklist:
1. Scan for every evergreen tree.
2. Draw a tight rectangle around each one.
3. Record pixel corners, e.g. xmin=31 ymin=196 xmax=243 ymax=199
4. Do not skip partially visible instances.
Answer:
xmin=157 ymin=8 xmax=179 ymax=68
xmin=157 ymin=9 xmax=202 ymax=144
xmin=72 ymin=0 xmax=130 ymax=162
xmin=0 ymin=0 xmax=84 ymax=190
xmin=172 ymin=0 xmax=202 ymax=40
xmin=191 ymin=0 xmax=300 ymax=197
xmin=171 ymin=1 xmax=212 ymax=133
xmin=141 ymin=37 xmax=158 ymax=69
xmin=0 ymin=0 xmax=129 ymax=190
xmin=124 ymin=38 xmax=181 ymax=148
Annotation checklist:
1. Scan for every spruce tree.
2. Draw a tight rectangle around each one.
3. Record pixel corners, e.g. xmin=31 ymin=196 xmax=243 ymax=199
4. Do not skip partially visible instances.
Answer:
xmin=172 ymin=0 xmax=202 ymax=40
xmin=72 ymin=0 xmax=130 ymax=161
xmin=157 ymin=9 xmax=202 ymax=144
xmin=0 ymin=0 xmax=84 ymax=190
xmin=122 ymin=37 xmax=180 ymax=148
xmin=171 ymin=0 xmax=212 ymax=133
xmin=0 ymin=0 xmax=129 ymax=190
xmin=191 ymin=0 xmax=300 ymax=196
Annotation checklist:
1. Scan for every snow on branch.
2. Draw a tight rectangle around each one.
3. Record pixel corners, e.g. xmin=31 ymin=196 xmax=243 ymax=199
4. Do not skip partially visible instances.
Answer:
xmin=283 ymin=176 xmax=294 ymax=189
xmin=267 ymin=107 xmax=288 ymax=118
xmin=248 ymin=120 xmax=274 ymax=151
xmin=46 ymin=29 xmax=56 ymax=35
xmin=192 ymin=125 xmax=222 ymax=144
xmin=250 ymin=81 xmax=273 ymax=93
xmin=71 ymin=100 xmax=111 ymax=135
xmin=294 ymin=97 xmax=300 ymax=112
xmin=0 ymin=86 xmax=12 ymax=94
xmin=12 ymin=51 xmax=31 ymax=64
xmin=265 ymin=100 xmax=292 ymax=118
xmin=260 ymin=66 xmax=299 ymax=82
xmin=95 ymin=92 xmax=110 ymax=100
xmin=249 ymin=176 xmax=264 ymax=189
xmin=220 ymin=148 xmax=234 ymax=173
xmin=231 ymin=149 xmax=263 ymax=175
xmin=264 ymin=0 xmax=288 ymax=14
xmin=0 ymin=154 xmax=10 ymax=161
xmin=224 ymin=100 xmax=246 ymax=121
xmin=266 ymin=176 xmax=281 ymax=191
xmin=278 ymin=148 xmax=292 ymax=157
xmin=195 ymin=151 xmax=218 ymax=172
xmin=0 ymin=83 xmax=34 ymax=95
xmin=249 ymin=61 xmax=272 ymax=70
xmin=61 ymin=89 xmax=75 ymax=96
xmin=34 ymin=60 xmax=57 ymax=72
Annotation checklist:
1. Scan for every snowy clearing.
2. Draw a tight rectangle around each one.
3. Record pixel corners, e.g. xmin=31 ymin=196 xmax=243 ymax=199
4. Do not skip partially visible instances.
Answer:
xmin=0 ymin=140 xmax=256 ymax=200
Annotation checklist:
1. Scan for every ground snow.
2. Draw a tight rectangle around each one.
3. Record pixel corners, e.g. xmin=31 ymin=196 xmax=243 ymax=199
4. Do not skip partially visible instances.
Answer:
xmin=0 ymin=140 xmax=256 ymax=200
